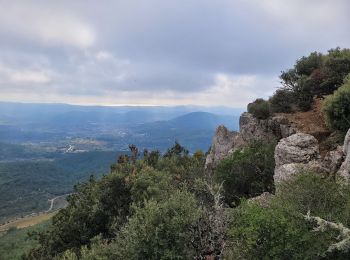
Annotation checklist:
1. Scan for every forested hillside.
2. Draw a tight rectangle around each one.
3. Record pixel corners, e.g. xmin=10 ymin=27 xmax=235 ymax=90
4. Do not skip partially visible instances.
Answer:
xmin=0 ymin=150 xmax=123 ymax=222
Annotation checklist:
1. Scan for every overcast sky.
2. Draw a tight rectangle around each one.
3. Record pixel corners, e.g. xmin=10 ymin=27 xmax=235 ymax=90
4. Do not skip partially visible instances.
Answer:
xmin=0 ymin=0 xmax=349 ymax=107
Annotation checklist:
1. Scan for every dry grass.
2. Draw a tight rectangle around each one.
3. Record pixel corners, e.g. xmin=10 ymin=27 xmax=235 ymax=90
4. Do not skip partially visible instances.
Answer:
xmin=277 ymin=98 xmax=334 ymax=156
xmin=279 ymin=98 xmax=330 ymax=136
xmin=0 ymin=212 xmax=56 ymax=233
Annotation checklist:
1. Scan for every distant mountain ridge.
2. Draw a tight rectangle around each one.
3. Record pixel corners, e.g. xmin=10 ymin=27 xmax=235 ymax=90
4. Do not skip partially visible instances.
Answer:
xmin=0 ymin=102 xmax=242 ymax=152
xmin=137 ymin=111 xmax=237 ymax=131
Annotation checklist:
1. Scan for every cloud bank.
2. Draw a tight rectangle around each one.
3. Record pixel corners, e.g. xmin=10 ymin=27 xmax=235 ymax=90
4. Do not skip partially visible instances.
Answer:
xmin=0 ymin=0 xmax=349 ymax=107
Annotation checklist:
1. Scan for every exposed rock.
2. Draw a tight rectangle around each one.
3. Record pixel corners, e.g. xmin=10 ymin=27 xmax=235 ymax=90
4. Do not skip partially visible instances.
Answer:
xmin=343 ymin=129 xmax=350 ymax=155
xmin=274 ymin=133 xmax=320 ymax=168
xmin=239 ymin=112 xmax=296 ymax=142
xmin=338 ymin=129 xmax=350 ymax=181
xmin=205 ymin=125 xmax=245 ymax=169
xmin=274 ymin=160 xmax=327 ymax=184
xmin=206 ymin=112 xmax=296 ymax=169
xmin=323 ymin=146 xmax=344 ymax=174
xmin=248 ymin=192 xmax=274 ymax=207
xmin=274 ymin=163 xmax=305 ymax=184
xmin=274 ymin=133 xmax=324 ymax=185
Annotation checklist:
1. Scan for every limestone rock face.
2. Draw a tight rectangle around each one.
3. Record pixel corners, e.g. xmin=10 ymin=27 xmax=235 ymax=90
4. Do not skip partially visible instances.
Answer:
xmin=239 ymin=112 xmax=296 ymax=142
xmin=205 ymin=125 xmax=244 ymax=169
xmin=338 ymin=129 xmax=350 ymax=180
xmin=274 ymin=163 xmax=305 ymax=183
xmin=274 ymin=161 xmax=326 ymax=184
xmin=274 ymin=133 xmax=320 ymax=168
xmin=274 ymin=133 xmax=323 ymax=184
xmin=323 ymin=146 xmax=344 ymax=174
xmin=205 ymin=112 xmax=297 ymax=169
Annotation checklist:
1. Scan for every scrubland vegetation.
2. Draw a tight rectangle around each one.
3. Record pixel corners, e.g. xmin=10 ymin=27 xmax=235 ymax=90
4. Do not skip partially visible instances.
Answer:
xmin=2 ymin=48 xmax=350 ymax=259
xmin=249 ymin=48 xmax=350 ymax=133
xmin=18 ymin=141 xmax=350 ymax=259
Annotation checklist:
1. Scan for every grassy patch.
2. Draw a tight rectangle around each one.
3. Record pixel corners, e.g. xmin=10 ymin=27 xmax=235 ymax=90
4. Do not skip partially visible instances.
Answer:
xmin=0 ymin=220 xmax=50 ymax=260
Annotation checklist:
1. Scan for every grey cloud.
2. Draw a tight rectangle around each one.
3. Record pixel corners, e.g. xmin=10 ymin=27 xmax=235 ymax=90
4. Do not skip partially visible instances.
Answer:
xmin=0 ymin=0 xmax=349 ymax=106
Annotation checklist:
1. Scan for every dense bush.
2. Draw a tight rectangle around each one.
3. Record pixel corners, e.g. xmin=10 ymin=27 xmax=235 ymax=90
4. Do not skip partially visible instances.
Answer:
xmin=323 ymin=77 xmax=350 ymax=132
xmin=247 ymin=98 xmax=271 ymax=119
xmin=225 ymin=202 xmax=332 ymax=259
xmin=294 ymin=51 xmax=324 ymax=75
xmin=129 ymin=167 xmax=174 ymax=206
xmin=293 ymin=76 xmax=314 ymax=111
xmin=22 ymin=142 xmax=350 ymax=259
xmin=269 ymin=89 xmax=294 ymax=113
xmin=225 ymin=173 xmax=350 ymax=259
xmin=215 ymin=141 xmax=276 ymax=207
xmin=24 ymin=142 xmax=209 ymax=259
xmin=273 ymin=48 xmax=350 ymax=112
xmin=274 ymin=172 xmax=350 ymax=226
xmin=111 ymin=190 xmax=202 ymax=259
xmin=322 ymin=48 xmax=350 ymax=93
xmin=26 ymin=172 xmax=133 ymax=259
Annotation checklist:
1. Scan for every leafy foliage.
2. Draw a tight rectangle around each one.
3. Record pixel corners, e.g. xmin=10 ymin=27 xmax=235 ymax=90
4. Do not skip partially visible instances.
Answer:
xmin=272 ymin=48 xmax=350 ymax=113
xmin=23 ymin=142 xmax=211 ymax=259
xmin=215 ymin=141 xmax=276 ymax=207
xmin=112 ymin=190 xmax=202 ymax=259
xmin=225 ymin=173 xmax=350 ymax=259
xmin=269 ymin=89 xmax=294 ymax=113
xmin=225 ymin=201 xmax=328 ymax=259
xmin=323 ymin=77 xmax=350 ymax=132
xmin=247 ymin=99 xmax=271 ymax=119
xmin=274 ymin=172 xmax=350 ymax=226
xmin=26 ymin=172 xmax=132 ymax=258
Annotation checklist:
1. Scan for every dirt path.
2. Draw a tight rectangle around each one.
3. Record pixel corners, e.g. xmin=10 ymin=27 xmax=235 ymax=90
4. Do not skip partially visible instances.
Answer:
xmin=46 ymin=193 xmax=72 ymax=212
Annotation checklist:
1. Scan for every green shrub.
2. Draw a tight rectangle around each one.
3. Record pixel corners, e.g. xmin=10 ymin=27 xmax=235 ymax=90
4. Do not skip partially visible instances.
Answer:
xmin=322 ymin=48 xmax=350 ymax=94
xmin=323 ymin=78 xmax=350 ymax=132
xmin=111 ymin=190 xmax=202 ymax=259
xmin=225 ymin=173 xmax=350 ymax=259
xmin=295 ymin=51 xmax=324 ymax=75
xmin=294 ymin=76 xmax=314 ymax=111
xmin=130 ymin=167 xmax=174 ymax=206
xmin=247 ymin=98 xmax=271 ymax=119
xmin=215 ymin=141 xmax=275 ymax=207
xmin=269 ymin=89 xmax=294 ymax=113
xmin=274 ymin=172 xmax=350 ymax=226
xmin=225 ymin=202 xmax=334 ymax=259
xmin=25 ymin=172 xmax=132 ymax=258
xmin=277 ymin=48 xmax=350 ymax=112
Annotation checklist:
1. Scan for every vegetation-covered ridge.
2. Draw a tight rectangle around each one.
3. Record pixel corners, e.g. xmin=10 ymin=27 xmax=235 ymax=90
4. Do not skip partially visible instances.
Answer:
xmin=19 ymin=138 xmax=350 ymax=260
xmin=248 ymin=47 xmax=350 ymax=133
xmin=11 ymin=47 xmax=350 ymax=259
xmin=0 ymin=149 xmax=125 ymax=222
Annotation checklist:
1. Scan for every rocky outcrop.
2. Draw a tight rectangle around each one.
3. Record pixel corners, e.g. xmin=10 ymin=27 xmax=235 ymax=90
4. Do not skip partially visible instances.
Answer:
xmin=274 ymin=129 xmax=350 ymax=185
xmin=248 ymin=192 xmax=273 ymax=207
xmin=274 ymin=133 xmax=326 ymax=184
xmin=205 ymin=112 xmax=296 ymax=169
xmin=205 ymin=125 xmax=245 ymax=169
xmin=239 ymin=112 xmax=296 ymax=142
xmin=274 ymin=133 xmax=320 ymax=167
xmin=323 ymin=146 xmax=344 ymax=175
xmin=274 ymin=160 xmax=326 ymax=184
xmin=338 ymin=129 xmax=350 ymax=181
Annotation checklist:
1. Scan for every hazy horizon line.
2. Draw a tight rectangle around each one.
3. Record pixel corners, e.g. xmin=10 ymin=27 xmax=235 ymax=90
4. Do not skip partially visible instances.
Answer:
xmin=0 ymin=100 xmax=245 ymax=109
